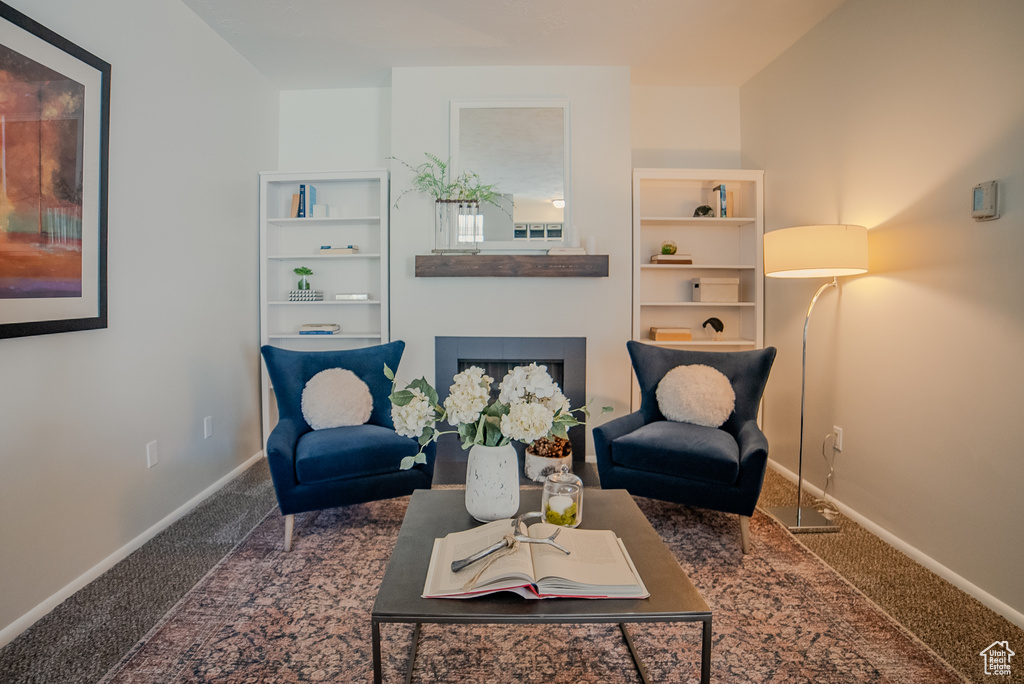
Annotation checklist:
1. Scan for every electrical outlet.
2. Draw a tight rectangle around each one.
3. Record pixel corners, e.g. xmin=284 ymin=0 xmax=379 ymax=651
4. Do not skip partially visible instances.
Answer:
xmin=832 ymin=426 xmax=843 ymax=452
xmin=204 ymin=415 xmax=213 ymax=439
xmin=146 ymin=440 xmax=159 ymax=468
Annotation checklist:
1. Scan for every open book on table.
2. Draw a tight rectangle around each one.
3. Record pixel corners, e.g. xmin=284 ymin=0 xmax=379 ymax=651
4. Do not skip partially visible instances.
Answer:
xmin=422 ymin=517 xmax=649 ymax=599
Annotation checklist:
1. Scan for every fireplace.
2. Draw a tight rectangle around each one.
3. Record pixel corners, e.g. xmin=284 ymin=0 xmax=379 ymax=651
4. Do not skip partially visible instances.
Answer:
xmin=434 ymin=336 xmax=586 ymax=465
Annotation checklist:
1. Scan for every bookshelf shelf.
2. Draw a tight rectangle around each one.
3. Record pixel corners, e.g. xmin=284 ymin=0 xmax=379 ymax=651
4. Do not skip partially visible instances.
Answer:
xmin=640 ymin=216 xmax=756 ymax=228
xmin=267 ymin=216 xmax=381 ymax=227
xmin=267 ymin=253 xmax=382 ymax=260
xmin=639 ymin=335 xmax=757 ymax=347
xmin=640 ymin=264 xmax=755 ymax=271
xmin=268 ymin=332 xmax=384 ymax=340
xmin=268 ymin=300 xmax=382 ymax=306
xmin=640 ymin=301 xmax=756 ymax=307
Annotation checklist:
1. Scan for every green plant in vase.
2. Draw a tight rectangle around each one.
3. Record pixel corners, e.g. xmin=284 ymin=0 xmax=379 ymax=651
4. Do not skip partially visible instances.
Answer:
xmin=389 ymin=153 xmax=514 ymax=225
xmin=293 ymin=266 xmax=313 ymax=290
xmin=389 ymin=153 xmax=507 ymax=209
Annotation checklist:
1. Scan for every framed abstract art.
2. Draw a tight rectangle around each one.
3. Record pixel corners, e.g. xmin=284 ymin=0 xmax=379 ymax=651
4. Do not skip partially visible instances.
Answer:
xmin=0 ymin=1 xmax=109 ymax=339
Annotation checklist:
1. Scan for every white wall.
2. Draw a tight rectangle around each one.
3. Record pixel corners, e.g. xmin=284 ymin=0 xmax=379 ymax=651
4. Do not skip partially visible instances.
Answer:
xmin=632 ymin=86 xmax=741 ymax=169
xmin=741 ymin=0 xmax=1024 ymax=621
xmin=388 ymin=67 xmax=634 ymax=440
xmin=0 ymin=0 xmax=278 ymax=641
xmin=279 ymin=88 xmax=391 ymax=171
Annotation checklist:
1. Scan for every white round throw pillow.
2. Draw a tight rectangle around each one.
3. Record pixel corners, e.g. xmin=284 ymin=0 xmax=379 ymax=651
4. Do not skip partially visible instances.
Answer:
xmin=656 ymin=364 xmax=736 ymax=428
xmin=301 ymin=368 xmax=373 ymax=430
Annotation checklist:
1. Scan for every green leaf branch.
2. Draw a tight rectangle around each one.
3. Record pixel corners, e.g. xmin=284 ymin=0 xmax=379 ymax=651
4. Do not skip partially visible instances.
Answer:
xmin=389 ymin=153 xmax=513 ymax=218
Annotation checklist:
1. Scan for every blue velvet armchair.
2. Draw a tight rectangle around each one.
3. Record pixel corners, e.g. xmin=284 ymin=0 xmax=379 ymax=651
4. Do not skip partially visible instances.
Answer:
xmin=260 ymin=341 xmax=435 ymax=550
xmin=594 ymin=341 xmax=776 ymax=552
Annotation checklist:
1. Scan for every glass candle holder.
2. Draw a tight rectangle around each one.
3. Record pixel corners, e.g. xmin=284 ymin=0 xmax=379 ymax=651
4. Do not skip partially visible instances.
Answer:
xmin=541 ymin=466 xmax=583 ymax=528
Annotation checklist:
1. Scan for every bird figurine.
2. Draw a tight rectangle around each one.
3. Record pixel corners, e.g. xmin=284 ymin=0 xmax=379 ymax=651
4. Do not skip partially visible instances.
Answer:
xmin=702 ymin=317 xmax=724 ymax=341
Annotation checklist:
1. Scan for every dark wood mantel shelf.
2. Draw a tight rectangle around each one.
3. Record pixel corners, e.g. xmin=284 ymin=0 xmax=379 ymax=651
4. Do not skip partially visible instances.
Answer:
xmin=415 ymin=254 xmax=609 ymax=278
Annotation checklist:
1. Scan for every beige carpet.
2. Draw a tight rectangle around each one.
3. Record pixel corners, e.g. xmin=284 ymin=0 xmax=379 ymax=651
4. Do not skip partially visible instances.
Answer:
xmin=758 ymin=467 xmax=1024 ymax=683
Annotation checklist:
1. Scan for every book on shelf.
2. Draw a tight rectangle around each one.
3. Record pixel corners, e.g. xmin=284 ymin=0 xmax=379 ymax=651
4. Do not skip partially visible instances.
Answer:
xmin=289 ymin=194 xmax=300 ymax=218
xmin=650 ymin=254 xmax=693 ymax=264
xmin=334 ymin=293 xmax=370 ymax=301
xmin=318 ymin=245 xmax=359 ymax=254
xmin=422 ymin=517 xmax=649 ymax=600
xmin=298 ymin=184 xmax=317 ymax=218
xmin=650 ymin=327 xmax=692 ymax=342
xmin=708 ymin=184 xmax=727 ymax=217
xmin=299 ymin=323 xmax=340 ymax=335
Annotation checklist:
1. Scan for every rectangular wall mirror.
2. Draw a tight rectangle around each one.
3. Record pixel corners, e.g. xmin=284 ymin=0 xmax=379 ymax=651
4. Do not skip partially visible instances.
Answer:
xmin=450 ymin=99 xmax=572 ymax=251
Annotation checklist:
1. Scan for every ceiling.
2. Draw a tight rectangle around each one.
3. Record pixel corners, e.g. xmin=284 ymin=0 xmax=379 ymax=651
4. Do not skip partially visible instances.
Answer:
xmin=180 ymin=0 xmax=847 ymax=89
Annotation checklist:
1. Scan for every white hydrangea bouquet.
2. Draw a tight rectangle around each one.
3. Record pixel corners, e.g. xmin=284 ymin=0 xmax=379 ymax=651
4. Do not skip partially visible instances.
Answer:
xmin=384 ymin=362 xmax=608 ymax=471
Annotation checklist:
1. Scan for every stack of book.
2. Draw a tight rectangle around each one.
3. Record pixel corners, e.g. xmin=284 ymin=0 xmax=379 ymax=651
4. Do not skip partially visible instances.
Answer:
xmin=318 ymin=245 xmax=358 ymax=254
xmin=334 ymin=293 xmax=370 ymax=301
xmin=288 ymin=290 xmax=324 ymax=302
xmin=299 ymin=323 xmax=340 ymax=335
xmin=650 ymin=253 xmax=693 ymax=264
xmin=650 ymin=327 xmax=692 ymax=342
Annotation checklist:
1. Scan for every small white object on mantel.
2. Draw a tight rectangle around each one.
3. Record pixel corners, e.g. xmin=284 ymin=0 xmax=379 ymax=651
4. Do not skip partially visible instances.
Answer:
xmin=547 ymin=247 xmax=587 ymax=255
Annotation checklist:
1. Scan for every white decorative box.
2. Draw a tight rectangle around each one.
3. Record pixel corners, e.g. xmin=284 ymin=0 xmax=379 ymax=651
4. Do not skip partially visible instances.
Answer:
xmin=692 ymin=277 xmax=739 ymax=303
xmin=288 ymin=290 xmax=324 ymax=302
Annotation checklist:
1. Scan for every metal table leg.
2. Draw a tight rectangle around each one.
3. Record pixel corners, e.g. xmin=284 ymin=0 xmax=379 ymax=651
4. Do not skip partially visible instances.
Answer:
xmin=403 ymin=623 xmax=421 ymax=684
xmin=701 ymin=616 xmax=712 ymax=684
xmin=620 ymin=624 xmax=651 ymax=684
xmin=372 ymin=619 xmax=382 ymax=684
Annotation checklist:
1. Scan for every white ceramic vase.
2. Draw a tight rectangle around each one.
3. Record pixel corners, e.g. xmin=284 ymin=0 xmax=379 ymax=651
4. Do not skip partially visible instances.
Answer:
xmin=464 ymin=442 xmax=520 ymax=522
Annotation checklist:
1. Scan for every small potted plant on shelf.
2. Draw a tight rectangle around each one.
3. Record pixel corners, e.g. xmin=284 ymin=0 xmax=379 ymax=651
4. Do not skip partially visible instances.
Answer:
xmin=293 ymin=266 xmax=313 ymax=290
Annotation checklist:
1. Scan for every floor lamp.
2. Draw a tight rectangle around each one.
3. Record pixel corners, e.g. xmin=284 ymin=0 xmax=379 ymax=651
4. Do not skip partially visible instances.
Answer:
xmin=763 ymin=224 xmax=868 ymax=533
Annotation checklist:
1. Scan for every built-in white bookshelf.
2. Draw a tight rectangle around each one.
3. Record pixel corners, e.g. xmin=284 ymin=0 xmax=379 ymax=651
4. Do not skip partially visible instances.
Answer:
xmin=632 ymin=168 xmax=764 ymax=406
xmin=259 ymin=170 xmax=390 ymax=444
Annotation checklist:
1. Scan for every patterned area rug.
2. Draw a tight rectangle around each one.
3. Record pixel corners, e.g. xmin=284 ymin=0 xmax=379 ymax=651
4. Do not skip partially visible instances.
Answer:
xmin=100 ymin=496 xmax=964 ymax=683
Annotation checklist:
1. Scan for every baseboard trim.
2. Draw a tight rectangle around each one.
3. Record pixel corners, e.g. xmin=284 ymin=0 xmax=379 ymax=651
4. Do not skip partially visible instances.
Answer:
xmin=766 ymin=459 xmax=1024 ymax=630
xmin=0 ymin=451 xmax=266 ymax=648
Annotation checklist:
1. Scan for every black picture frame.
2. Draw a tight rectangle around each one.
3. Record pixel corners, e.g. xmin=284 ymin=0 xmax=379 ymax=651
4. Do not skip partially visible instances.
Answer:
xmin=0 ymin=1 xmax=109 ymax=339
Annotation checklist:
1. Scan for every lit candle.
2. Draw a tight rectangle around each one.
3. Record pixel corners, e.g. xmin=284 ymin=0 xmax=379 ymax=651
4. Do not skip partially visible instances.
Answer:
xmin=547 ymin=495 xmax=573 ymax=516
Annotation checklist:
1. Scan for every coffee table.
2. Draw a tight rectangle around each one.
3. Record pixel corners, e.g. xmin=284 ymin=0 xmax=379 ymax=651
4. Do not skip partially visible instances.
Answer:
xmin=371 ymin=488 xmax=712 ymax=683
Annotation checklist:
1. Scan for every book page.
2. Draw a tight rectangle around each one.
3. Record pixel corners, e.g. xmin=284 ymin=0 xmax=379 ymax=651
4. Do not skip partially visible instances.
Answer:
xmin=423 ymin=519 xmax=536 ymax=597
xmin=528 ymin=523 xmax=642 ymax=589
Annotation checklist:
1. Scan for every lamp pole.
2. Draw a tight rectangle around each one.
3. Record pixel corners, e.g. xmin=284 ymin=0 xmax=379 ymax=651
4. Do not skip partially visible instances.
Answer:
xmin=791 ymin=277 xmax=840 ymax=529
xmin=768 ymin=277 xmax=842 ymax=532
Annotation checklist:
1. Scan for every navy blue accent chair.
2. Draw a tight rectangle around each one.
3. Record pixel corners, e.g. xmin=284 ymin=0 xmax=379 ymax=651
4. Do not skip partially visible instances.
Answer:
xmin=260 ymin=341 xmax=435 ymax=550
xmin=594 ymin=341 xmax=776 ymax=552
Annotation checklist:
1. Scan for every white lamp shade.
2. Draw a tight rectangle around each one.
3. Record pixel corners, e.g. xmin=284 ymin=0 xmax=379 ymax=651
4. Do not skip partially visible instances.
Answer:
xmin=764 ymin=224 xmax=868 ymax=279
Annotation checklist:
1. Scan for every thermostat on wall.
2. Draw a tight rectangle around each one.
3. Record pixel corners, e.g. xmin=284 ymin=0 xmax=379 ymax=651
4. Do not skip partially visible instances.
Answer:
xmin=972 ymin=180 xmax=999 ymax=221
